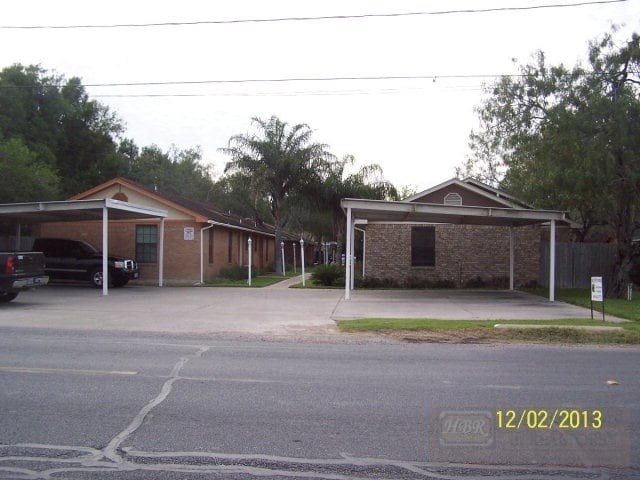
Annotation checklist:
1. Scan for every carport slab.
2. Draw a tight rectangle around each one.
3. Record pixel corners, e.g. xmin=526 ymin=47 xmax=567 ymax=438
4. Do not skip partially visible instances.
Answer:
xmin=331 ymin=289 xmax=624 ymax=322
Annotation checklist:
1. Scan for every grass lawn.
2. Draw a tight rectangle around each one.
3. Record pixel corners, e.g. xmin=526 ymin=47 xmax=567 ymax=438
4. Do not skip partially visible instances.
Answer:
xmin=527 ymin=288 xmax=639 ymax=321
xmin=203 ymin=270 xmax=302 ymax=288
xmin=335 ymin=287 xmax=640 ymax=344
xmin=336 ymin=318 xmax=640 ymax=344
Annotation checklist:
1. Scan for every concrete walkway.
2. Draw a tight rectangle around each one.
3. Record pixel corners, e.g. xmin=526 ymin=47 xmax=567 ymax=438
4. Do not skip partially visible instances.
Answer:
xmin=0 ymin=283 xmax=623 ymax=338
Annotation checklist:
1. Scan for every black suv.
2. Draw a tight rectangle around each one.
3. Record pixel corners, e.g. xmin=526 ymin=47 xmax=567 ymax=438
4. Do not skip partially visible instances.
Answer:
xmin=32 ymin=238 xmax=139 ymax=288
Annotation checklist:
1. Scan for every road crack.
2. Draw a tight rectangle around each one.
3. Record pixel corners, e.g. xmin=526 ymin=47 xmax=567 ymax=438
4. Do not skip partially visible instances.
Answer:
xmin=102 ymin=345 xmax=209 ymax=463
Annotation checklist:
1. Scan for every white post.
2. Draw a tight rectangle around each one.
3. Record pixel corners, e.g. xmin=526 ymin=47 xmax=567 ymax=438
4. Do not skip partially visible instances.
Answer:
xmin=280 ymin=241 xmax=286 ymax=276
xmin=247 ymin=237 xmax=252 ymax=286
xmin=158 ymin=218 xmax=165 ymax=287
xmin=509 ymin=227 xmax=515 ymax=290
xmin=350 ymin=223 xmax=356 ymax=290
xmin=345 ymin=207 xmax=352 ymax=300
xmin=102 ymin=206 xmax=109 ymax=296
xmin=362 ymin=229 xmax=366 ymax=277
xmin=300 ymin=238 xmax=305 ymax=287
xmin=549 ymin=220 xmax=556 ymax=302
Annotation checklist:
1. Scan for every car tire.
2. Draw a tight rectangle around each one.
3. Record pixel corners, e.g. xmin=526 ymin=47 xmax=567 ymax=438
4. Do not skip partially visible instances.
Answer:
xmin=90 ymin=268 xmax=103 ymax=288
xmin=0 ymin=292 xmax=19 ymax=303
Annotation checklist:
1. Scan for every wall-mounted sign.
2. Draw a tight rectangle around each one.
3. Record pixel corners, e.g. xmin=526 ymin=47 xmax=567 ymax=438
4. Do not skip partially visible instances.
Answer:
xmin=184 ymin=227 xmax=195 ymax=241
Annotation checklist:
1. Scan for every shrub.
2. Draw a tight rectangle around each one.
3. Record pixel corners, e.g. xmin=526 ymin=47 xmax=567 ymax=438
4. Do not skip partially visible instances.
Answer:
xmin=311 ymin=264 xmax=344 ymax=286
xmin=219 ymin=265 xmax=257 ymax=280
xmin=464 ymin=276 xmax=486 ymax=288
xmin=404 ymin=275 xmax=429 ymax=289
xmin=428 ymin=278 xmax=457 ymax=289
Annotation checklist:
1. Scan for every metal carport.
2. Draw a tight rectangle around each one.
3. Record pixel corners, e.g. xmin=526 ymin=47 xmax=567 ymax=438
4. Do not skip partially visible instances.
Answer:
xmin=0 ymin=198 xmax=168 ymax=296
xmin=341 ymin=198 xmax=573 ymax=302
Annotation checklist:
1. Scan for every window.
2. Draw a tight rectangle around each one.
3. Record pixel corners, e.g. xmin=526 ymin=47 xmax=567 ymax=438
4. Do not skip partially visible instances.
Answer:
xmin=136 ymin=225 xmax=157 ymax=263
xmin=411 ymin=226 xmax=435 ymax=266
xmin=444 ymin=192 xmax=462 ymax=206
xmin=228 ymin=231 xmax=233 ymax=263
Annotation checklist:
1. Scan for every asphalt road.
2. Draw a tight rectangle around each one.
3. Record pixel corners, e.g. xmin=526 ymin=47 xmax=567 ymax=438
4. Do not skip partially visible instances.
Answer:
xmin=0 ymin=327 xmax=638 ymax=479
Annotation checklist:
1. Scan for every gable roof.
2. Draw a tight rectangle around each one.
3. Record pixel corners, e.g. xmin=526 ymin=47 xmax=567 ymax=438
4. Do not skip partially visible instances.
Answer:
xmin=403 ymin=178 xmax=531 ymax=209
xmin=71 ymin=177 xmax=291 ymax=239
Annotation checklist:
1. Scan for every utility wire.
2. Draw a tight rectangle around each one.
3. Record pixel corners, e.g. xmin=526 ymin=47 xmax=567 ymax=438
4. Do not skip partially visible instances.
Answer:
xmin=0 ymin=0 xmax=627 ymax=29
xmin=0 ymin=72 xmax=595 ymax=90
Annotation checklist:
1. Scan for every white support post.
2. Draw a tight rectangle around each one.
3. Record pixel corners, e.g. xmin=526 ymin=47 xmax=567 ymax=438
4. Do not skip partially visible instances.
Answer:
xmin=350 ymin=221 xmax=356 ymax=290
xmin=362 ymin=229 xmax=366 ymax=278
xmin=158 ymin=218 xmax=165 ymax=287
xmin=102 ymin=206 xmax=109 ymax=296
xmin=345 ymin=207 xmax=352 ymax=300
xmin=509 ymin=227 xmax=515 ymax=290
xmin=549 ymin=220 xmax=556 ymax=302
xmin=247 ymin=237 xmax=252 ymax=286
xmin=300 ymin=238 xmax=306 ymax=287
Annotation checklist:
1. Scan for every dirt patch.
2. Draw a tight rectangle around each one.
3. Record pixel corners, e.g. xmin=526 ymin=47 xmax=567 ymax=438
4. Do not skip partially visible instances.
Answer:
xmin=378 ymin=328 xmax=499 ymax=343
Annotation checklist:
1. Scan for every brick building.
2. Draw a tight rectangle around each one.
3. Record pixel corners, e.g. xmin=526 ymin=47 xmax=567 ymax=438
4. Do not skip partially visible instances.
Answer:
xmin=35 ymin=178 xmax=307 ymax=285
xmin=347 ymin=178 xmax=569 ymax=291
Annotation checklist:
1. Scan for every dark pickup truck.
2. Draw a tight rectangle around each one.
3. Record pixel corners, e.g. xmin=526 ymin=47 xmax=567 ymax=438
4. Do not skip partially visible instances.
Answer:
xmin=32 ymin=238 xmax=139 ymax=288
xmin=0 ymin=251 xmax=49 ymax=302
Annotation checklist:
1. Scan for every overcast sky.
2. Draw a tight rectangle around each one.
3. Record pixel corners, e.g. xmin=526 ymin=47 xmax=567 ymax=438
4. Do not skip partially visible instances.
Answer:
xmin=1 ymin=0 xmax=638 ymax=192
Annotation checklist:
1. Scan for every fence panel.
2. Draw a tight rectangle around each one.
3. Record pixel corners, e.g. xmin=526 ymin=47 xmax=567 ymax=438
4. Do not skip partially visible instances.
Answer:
xmin=539 ymin=242 xmax=616 ymax=288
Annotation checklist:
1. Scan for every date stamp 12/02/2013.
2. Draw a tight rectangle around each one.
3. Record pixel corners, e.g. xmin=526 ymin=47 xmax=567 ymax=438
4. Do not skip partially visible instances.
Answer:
xmin=428 ymin=407 xmax=630 ymax=468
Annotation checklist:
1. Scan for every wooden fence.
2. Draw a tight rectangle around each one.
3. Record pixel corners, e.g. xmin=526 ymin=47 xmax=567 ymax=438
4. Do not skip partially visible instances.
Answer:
xmin=539 ymin=242 xmax=617 ymax=288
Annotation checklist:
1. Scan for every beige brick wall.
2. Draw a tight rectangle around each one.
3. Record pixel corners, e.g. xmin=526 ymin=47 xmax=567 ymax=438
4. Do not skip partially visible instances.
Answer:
xmin=365 ymin=224 xmax=540 ymax=287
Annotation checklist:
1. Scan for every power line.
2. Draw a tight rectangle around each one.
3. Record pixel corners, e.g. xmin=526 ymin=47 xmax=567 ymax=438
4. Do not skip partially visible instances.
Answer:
xmin=0 ymin=72 xmax=594 ymax=91
xmin=0 ymin=0 xmax=627 ymax=29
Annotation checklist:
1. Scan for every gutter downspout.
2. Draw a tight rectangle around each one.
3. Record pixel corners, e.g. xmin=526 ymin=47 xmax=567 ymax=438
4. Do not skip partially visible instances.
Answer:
xmin=200 ymin=221 xmax=215 ymax=284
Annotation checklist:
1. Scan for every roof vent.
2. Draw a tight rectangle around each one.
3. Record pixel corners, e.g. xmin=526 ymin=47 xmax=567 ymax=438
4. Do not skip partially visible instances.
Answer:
xmin=444 ymin=192 xmax=462 ymax=206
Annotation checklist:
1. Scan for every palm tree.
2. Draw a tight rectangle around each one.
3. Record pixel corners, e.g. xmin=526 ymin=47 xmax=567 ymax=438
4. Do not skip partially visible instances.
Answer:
xmin=221 ymin=116 xmax=334 ymax=274
xmin=314 ymin=154 xmax=397 ymax=262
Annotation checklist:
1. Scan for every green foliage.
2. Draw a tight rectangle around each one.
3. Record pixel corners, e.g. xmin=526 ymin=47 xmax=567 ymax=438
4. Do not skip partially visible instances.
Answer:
xmin=461 ymin=31 xmax=640 ymax=297
xmin=222 ymin=116 xmax=335 ymax=274
xmin=0 ymin=63 xmax=216 ymax=203
xmin=0 ymin=138 xmax=59 ymax=202
xmin=218 ymin=265 xmax=257 ymax=281
xmin=311 ymin=264 xmax=344 ymax=286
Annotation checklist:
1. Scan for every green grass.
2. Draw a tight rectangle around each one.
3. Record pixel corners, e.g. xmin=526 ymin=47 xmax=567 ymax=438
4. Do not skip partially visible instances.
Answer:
xmin=203 ymin=270 xmax=301 ymax=288
xmin=336 ymin=318 xmax=640 ymax=344
xmin=527 ymin=288 xmax=640 ymax=321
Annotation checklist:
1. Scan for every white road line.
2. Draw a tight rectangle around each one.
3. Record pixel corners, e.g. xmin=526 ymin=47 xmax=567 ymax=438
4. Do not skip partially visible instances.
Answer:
xmin=0 ymin=366 xmax=138 ymax=376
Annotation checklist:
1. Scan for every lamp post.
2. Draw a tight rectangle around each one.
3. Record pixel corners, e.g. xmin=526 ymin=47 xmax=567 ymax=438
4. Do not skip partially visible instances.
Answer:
xmin=247 ymin=237 xmax=252 ymax=286
xmin=300 ymin=238 xmax=305 ymax=287
xmin=280 ymin=241 xmax=286 ymax=276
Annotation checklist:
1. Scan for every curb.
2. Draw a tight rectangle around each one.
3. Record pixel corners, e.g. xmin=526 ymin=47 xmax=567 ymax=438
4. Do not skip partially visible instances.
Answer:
xmin=494 ymin=324 xmax=624 ymax=332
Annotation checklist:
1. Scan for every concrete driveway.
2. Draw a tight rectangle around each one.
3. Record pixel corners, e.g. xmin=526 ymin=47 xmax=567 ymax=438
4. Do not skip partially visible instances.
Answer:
xmin=0 ymin=278 xmax=613 ymax=337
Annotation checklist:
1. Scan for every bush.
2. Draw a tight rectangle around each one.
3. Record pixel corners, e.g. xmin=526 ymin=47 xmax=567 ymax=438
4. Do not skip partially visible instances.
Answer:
xmin=404 ymin=275 xmax=429 ymax=289
xmin=218 ymin=265 xmax=257 ymax=280
xmin=428 ymin=278 xmax=457 ymax=289
xmin=311 ymin=264 xmax=344 ymax=286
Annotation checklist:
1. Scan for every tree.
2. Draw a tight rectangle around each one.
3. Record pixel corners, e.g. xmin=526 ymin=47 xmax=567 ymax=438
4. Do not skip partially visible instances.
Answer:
xmin=310 ymin=154 xmax=397 ymax=261
xmin=222 ymin=116 xmax=334 ymax=273
xmin=0 ymin=64 xmax=125 ymax=198
xmin=0 ymin=138 xmax=59 ymax=202
xmin=460 ymin=31 xmax=640 ymax=297
xmin=125 ymin=144 xmax=216 ymax=202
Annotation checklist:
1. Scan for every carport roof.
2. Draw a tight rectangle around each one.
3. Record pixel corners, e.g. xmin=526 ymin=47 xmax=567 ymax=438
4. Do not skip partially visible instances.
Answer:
xmin=0 ymin=198 xmax=167 ymax=223
xmin=341 ymin=198 xmax=571 ymax=227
